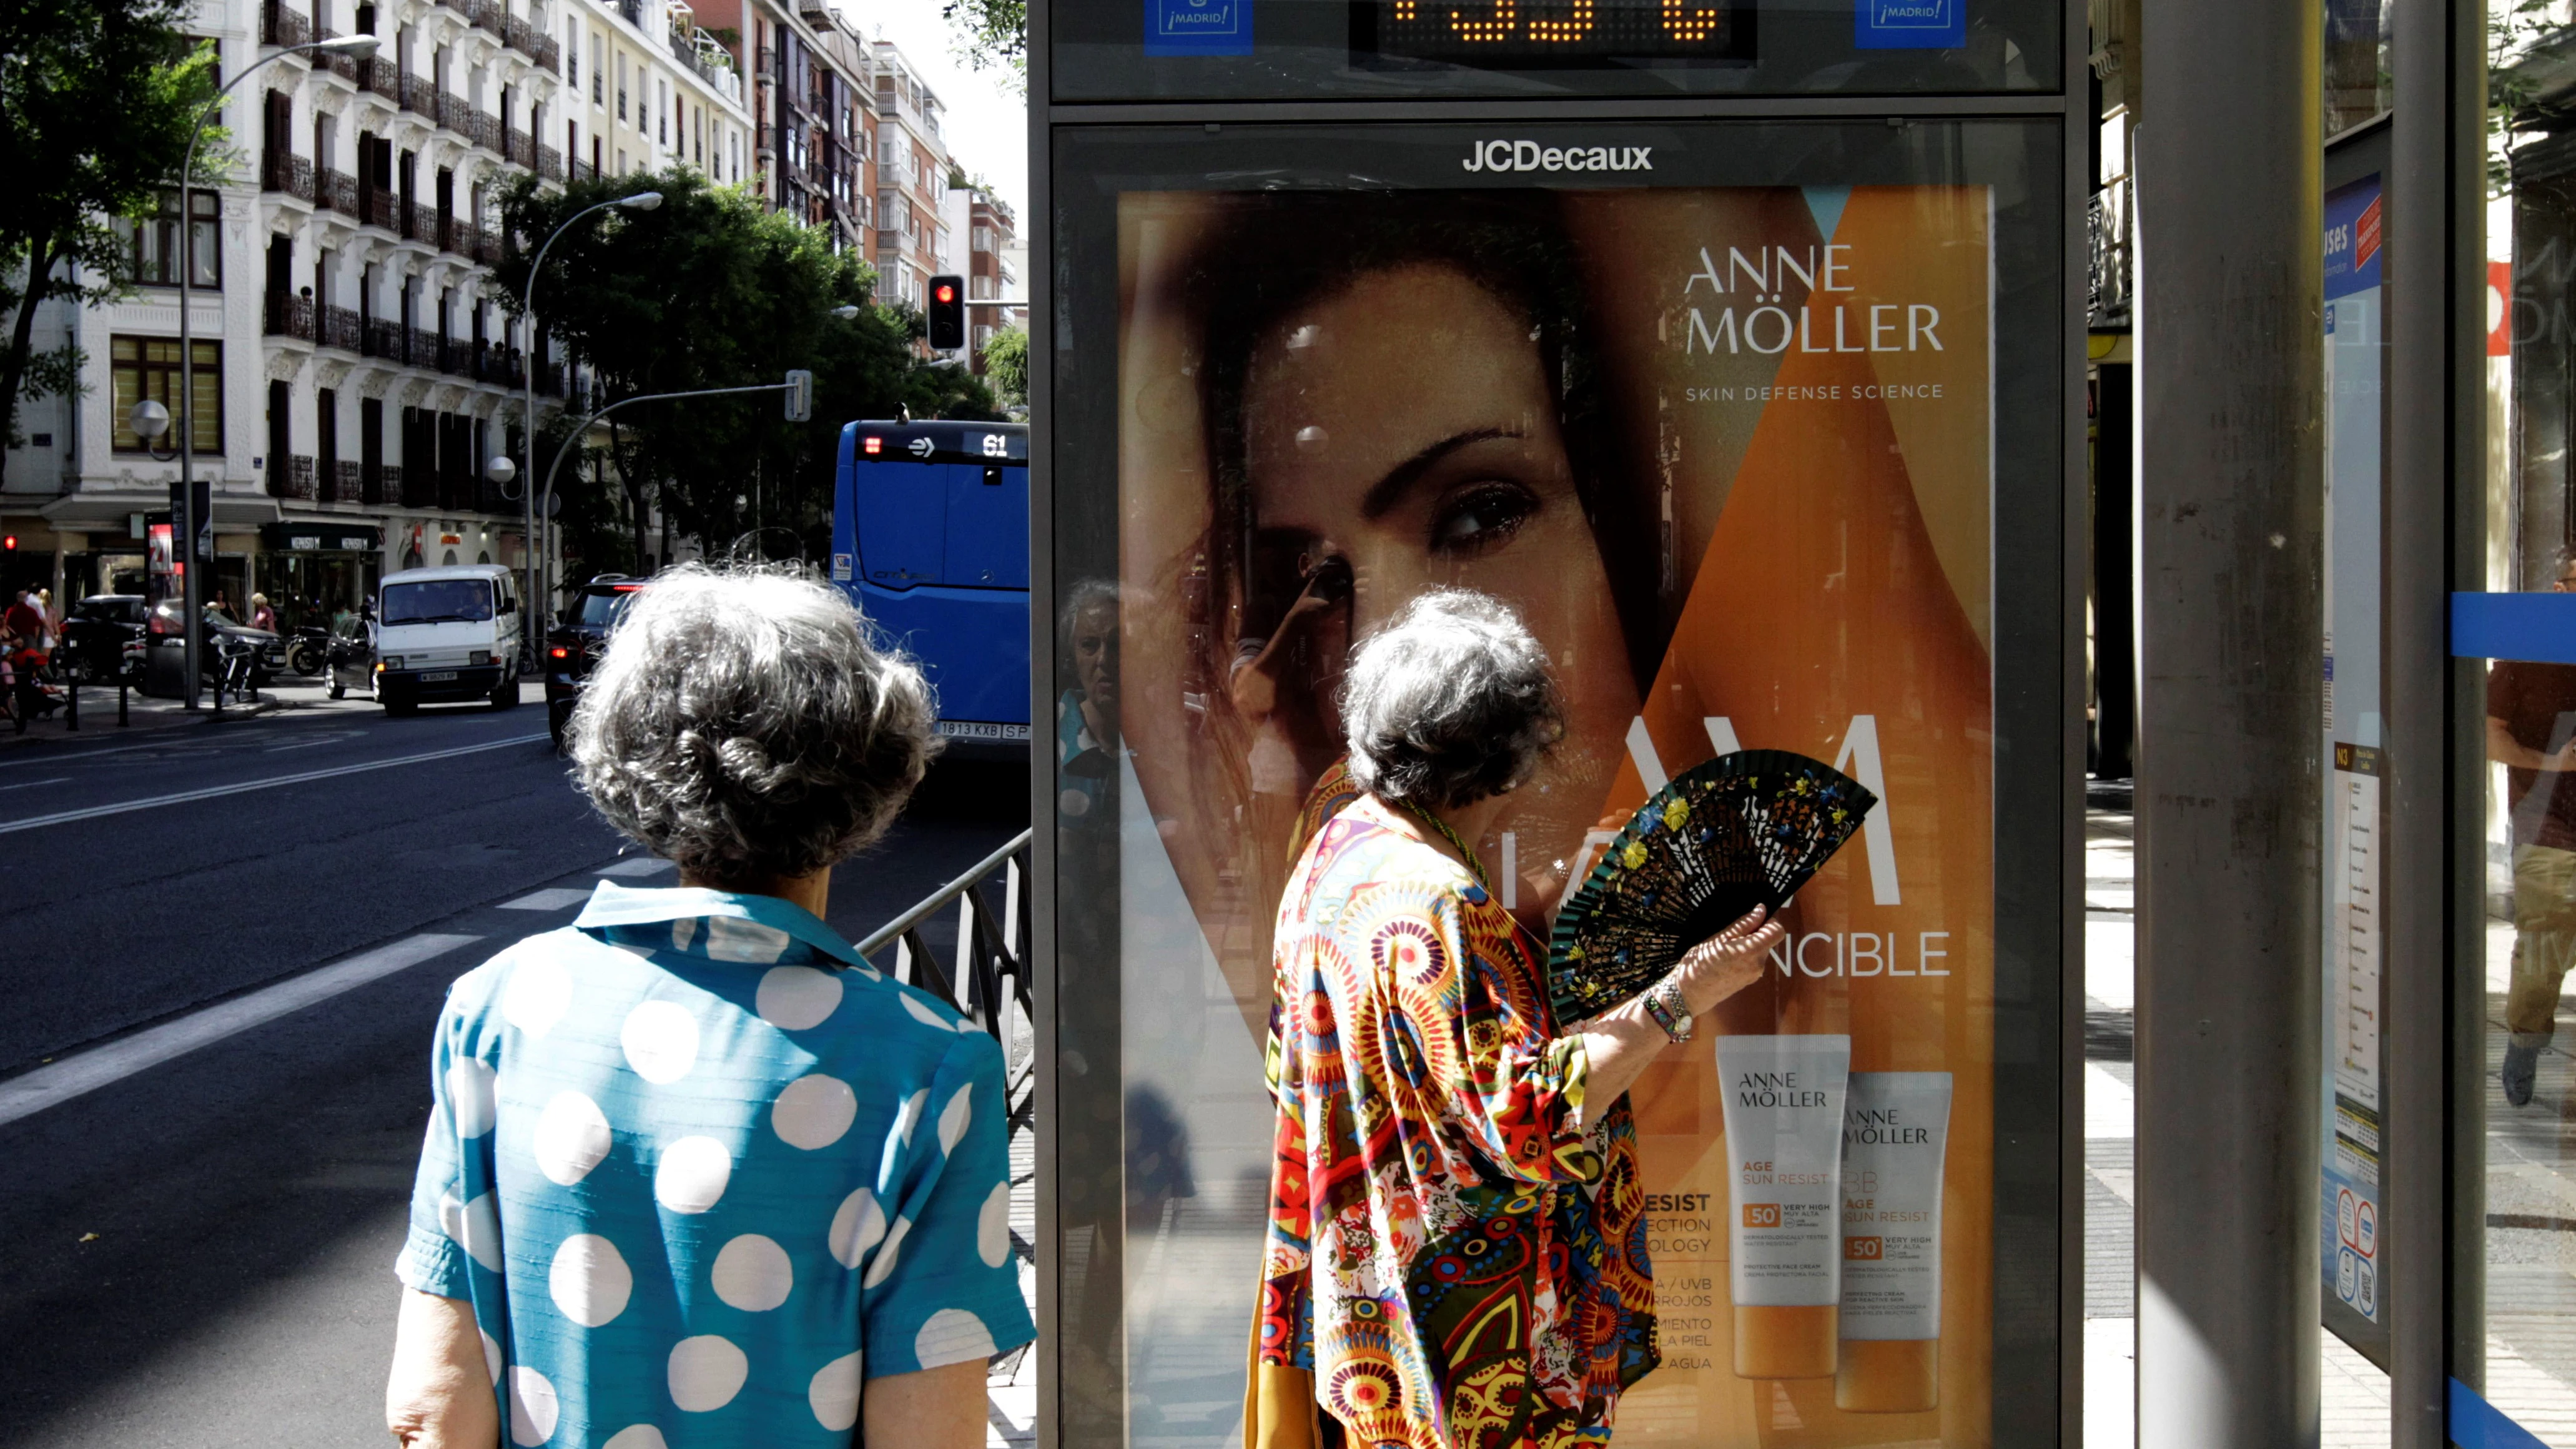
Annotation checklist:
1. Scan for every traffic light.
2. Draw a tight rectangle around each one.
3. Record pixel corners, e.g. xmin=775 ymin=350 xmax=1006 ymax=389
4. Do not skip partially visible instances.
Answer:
xmin=783 ymin=368 xmax=813 ymax=423
xmin=927 ymin=274 xmax=965 ymax=351
xmin=1 ymin=535 xmax=14 ymax=553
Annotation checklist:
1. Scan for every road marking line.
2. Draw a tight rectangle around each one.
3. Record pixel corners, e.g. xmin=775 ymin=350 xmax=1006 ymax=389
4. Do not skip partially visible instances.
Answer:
xmin=597 ymin=856 xmax=676 ymax=878
xmin=0 ymin=776 xmax=70 ymax=793
xmin=501 ymin=887 xmax=595 ymax=911
xmin=0 ymin=731 xmax=548 ymax=836
xmin=0 ymin=932 xmax=482 ymax=1129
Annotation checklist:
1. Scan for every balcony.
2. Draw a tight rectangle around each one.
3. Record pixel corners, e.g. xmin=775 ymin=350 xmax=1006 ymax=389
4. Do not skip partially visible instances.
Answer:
xmin=463 ymin=0 xmax=503 ymax=37
xmin=2088 ymin=187 xmax=2133 ymax=332
xmin=403 ymin=199 xmax=431 ymax=243
xmin=402 ymin=74 xmax=433 ymax=117
xmin=321 ymin=304 xmax=362 ymax=351
xmin=265 ymin=290 xmax=316 ymax=342
xmin=317 ymin=166 xmax=356 ymax=215
xmin=328 ymin=460 xmax=362 ymax=503
xmin=537 ymin=144 xmax=562 ymax=182
xmin=362 ymin=184 xmax=398 ymax=230
xmin=317 ymin=30 xmax=359 ymax=79
xmin=272 ymin=454 xmax=318 ymax=501
xmin=372 ymin=463 xmax=402 ymax=507
xmin=359 ymin=57 xmax=402 ymax=103
xmin=260 ymin=149 xmax=314 ymax=203
xmin=504 ymin=126 xmax=531 ymax=169
xmin=618 ymin=0 xmax=644 ymax=27
xmin=363 ymin=316 xmax=404 ymax=359
xmin=408 ymin=326 xmax=442 ymax=370
xmin=260 ymin=0 xmax=312 ymax=48
xmin=526 ymin=31 xmax=560 ymax=72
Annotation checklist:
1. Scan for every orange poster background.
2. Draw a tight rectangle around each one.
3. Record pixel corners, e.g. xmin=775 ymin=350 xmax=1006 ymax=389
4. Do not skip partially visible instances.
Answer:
xmin=1115 ymin=183 xmax=1995 ymax=1447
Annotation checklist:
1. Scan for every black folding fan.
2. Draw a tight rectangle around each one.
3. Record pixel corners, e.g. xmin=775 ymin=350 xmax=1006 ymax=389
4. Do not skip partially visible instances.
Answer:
xmin=1547 ymin=750 xmax=1877 ymax=1024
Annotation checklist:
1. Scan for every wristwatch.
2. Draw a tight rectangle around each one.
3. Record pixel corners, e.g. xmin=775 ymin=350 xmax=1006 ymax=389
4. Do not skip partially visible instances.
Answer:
xmin=1642 ymin=976 xmax=1695 ymax=1043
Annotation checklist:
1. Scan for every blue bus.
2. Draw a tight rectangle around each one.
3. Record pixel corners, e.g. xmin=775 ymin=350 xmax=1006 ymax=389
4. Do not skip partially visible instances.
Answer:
xmin=831 ymin=419 xmax=1030 ymax=757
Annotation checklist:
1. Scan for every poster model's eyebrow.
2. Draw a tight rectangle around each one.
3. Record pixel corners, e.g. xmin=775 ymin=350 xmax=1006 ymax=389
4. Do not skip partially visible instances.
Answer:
xmin=1358 ymin=427 xmax=1522 ymax=521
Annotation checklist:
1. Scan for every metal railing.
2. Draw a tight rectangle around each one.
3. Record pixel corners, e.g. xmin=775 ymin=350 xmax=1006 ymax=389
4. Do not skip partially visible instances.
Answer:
xmin=262 ymin=149 xmax=315 ymax=202
xmin=2088 ymin=185 xmax=2134 ymax=332
xmin=265 ymin=290 xmax=316 ymax=340
xmin=318 ymin=166 xmax=357 ymax=214
xmin=857 ymin=828 xmax=1035 ymax=1129
xmin=330 ymin=459 xmax=362 ymax=501
xmin=277 ymin=453 xmax=318 ymax=500
xmin=261 ymin=0 xmax=312 ymax=47
xmin=322 ymin=304 xmax=362 ymax=350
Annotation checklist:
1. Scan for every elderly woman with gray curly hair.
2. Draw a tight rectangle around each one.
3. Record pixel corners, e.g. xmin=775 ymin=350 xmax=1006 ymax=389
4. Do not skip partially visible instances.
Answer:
xmin=384 ymin=565 xmax=1033 ymax=1449
xmin=1248 ymin=588 xmax=1784 ymax=1449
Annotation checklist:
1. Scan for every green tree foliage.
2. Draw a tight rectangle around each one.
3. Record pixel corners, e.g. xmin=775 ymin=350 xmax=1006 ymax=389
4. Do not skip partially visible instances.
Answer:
xmin=943 ymin=0 xmax=1027 ymax=89
xmin=497 ymin=166 xmax=990 ymax=570
xmin=0 ymin=0 xmax=218 ymax=480
xmin=980 ymin=327 xmax=1028 ymax=410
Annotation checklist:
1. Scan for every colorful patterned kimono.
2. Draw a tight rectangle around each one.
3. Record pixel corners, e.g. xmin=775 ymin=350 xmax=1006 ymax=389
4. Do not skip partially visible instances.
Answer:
xmin=1259 ymin=794 xmax=1658 ymax=1449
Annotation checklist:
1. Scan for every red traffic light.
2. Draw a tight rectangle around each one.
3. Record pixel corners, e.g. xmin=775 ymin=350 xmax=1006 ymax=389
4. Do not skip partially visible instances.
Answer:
xmin=934 ymin=283 xmax=956 ymax=304
xmin=1 ymin=535 xmax=14 ymax=551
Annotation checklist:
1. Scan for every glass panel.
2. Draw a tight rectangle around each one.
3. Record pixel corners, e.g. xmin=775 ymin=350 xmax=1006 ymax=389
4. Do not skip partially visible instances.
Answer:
xmin=2322 ymin=0 xmax=2392 ymax=135
xmin=1049 ymin=117 xmax=2066 ymax=1447
xmin=2468 ymin=3 xmax=2576 ymax=1436
xmin=1050 ymin=0 xmax=2059 ymax=101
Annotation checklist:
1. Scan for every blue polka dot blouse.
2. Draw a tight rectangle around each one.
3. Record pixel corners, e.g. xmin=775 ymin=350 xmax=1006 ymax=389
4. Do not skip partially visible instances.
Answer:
xmin=397 ymin=881 xmax=1035 ymax=1447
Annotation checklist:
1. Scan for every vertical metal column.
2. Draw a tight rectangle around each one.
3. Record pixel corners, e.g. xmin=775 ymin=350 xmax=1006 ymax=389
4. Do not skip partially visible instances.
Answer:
xmin=2134 ymin=0 xmax=2326 ymax=1439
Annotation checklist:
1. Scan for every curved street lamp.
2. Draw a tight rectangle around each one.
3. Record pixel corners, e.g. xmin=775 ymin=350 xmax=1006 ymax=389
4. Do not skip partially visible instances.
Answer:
xmin=169 ymin=31 xmax=379 ymax=708
xmin=520 ymin=190 xmax=659 ymax=658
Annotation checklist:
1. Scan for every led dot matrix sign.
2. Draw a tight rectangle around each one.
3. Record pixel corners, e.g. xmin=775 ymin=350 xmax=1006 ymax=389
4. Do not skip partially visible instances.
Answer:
xmin=1034 ymin=0 xmax=2085 ymax=1442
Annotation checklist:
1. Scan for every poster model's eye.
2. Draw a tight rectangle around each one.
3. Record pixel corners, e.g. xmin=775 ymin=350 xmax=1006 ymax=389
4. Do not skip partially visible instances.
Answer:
xmin=1429 ymin=482 xmax=1539 ymax=554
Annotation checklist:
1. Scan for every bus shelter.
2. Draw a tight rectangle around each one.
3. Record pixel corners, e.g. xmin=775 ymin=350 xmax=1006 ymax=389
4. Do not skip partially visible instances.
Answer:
xmin=1026 ymin=0 xmax=2089 ymax=1442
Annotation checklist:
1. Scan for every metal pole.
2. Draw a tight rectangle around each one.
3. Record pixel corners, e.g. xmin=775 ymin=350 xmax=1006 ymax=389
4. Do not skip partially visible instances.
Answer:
xmin=531 ymin=381 xmax=793 ymax=538
xmin=2136 ymin=0 xmax=2324 ymax=1440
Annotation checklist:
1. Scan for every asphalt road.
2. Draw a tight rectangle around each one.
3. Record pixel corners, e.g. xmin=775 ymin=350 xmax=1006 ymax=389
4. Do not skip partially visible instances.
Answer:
xmin=0 ymin=693 xmax=1029 ymax=1447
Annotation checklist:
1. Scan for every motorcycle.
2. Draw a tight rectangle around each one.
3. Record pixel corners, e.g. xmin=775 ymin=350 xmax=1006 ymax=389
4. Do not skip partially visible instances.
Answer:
xmin=4 ymin=643 xmax=66 ymax=733
xmin=285 ymin=625 xmax=329 ymax=678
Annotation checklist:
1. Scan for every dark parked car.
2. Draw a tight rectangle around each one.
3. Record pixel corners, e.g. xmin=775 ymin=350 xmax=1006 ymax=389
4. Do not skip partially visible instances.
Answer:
xmin=144 ymin=599 xmax=286 ymax=693
xmin=324 ymin=612 xmax=375 ymax=700
xmin=545 ymin=575 xmax=644 ymax=748
xmin=62 ymin=595 xmax=148 ymax=682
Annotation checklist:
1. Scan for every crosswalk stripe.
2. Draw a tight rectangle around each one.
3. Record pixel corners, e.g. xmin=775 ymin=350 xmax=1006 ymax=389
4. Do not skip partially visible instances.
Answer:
xmin=0 ymin=932 xmax=482 ymax=1129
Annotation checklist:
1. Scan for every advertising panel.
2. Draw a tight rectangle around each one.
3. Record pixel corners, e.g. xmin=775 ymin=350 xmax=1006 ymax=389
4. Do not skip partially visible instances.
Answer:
xmin=2319 ymin=169 xmax=2389 ymax=1358
xmin=1092 ymin=164 xmax=2005 ymax=1444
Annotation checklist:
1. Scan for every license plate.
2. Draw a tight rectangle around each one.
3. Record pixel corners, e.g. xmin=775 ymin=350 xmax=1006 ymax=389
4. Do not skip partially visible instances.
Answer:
xmin=937 ymin=720 xmax=1030 ymax=741
xmin=421 ymin=671 xmax=458 ymax=682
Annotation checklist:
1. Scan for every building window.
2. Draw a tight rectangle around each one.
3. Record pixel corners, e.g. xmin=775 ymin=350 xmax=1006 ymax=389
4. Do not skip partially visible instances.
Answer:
xmin=970 ymin=274 xmax=994 ymax=299
xmin=972 ymin=225 xmax=993 ymax=254
xmin=616 ymin=52 xmax=626 ymax=121
xmin=118 ymin=189 xmax=220 ymax=288
xmin=111 ymin=335 xmax=222 ymax=453
xmin=591 ymin=33 xmax=604 ymax=106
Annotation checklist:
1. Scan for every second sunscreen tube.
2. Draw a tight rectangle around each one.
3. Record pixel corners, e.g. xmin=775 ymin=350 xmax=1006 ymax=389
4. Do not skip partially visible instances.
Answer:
xmin=1835 ymin=1071 xmax=1954 ymax=1412
xmin=1716 ymin=1033 xmax=1853 ymax=1378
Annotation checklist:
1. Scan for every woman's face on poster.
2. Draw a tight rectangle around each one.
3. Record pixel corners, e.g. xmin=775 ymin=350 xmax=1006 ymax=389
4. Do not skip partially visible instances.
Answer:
xmin=1238 ymin=262 xmax=1636 ymax=900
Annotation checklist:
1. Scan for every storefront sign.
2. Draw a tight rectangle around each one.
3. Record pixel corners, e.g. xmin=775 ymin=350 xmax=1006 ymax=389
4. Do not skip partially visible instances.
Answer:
xmin=258 ymin=523 xmax=380 ymax=553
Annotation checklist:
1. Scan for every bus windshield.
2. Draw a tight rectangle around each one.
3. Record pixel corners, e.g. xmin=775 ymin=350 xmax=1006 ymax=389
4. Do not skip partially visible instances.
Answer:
xmin=382 ymin=579 xmax=495 ymax=626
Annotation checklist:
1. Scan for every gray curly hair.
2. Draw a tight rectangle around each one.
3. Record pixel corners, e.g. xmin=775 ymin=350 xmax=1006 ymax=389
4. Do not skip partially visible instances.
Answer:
xmin=1340 ymin=588 xmax=1563 ymax=811
xmin=567 ymin=564 xmax=938 ymax=884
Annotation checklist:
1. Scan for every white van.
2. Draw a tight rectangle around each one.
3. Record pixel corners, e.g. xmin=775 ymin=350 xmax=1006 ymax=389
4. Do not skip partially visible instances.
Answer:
xmin=372 ymin=564 xmax=524 ymax=715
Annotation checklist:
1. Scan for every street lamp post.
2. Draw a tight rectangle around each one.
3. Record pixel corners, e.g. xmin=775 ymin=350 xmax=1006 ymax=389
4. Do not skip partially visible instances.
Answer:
xmin=172 ymin=32 xmax=379 ymax=709
xmin=520 ymin=190 xmax=659 ymax=658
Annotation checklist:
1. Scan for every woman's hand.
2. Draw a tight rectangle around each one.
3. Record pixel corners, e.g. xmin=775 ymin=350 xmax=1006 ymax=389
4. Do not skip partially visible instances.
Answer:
xmin=1669 ymin=906 xmax=1787 ymax=1020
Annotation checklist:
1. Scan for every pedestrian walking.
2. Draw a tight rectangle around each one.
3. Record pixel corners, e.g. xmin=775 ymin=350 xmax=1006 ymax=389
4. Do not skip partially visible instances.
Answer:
xmin=2490 ymin=550 xmax=2576 ymax=1105
xmin=1249 ymin=590 xmax=1783 ymax=1449
xmin=385 ymin=563 xmax=1030 ymax=1448
xmin=248 ymin=593 xmax=275 ymax=632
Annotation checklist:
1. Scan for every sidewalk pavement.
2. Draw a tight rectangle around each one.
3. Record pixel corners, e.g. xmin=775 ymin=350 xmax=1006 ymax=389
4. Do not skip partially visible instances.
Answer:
xmin=2081 ymin=804 xmax=2392 ymax=1447
xmin=0 ymin=673 xmax=506 ymax=751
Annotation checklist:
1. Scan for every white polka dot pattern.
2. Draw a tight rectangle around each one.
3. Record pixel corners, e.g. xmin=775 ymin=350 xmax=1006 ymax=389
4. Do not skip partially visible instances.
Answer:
xmin=549 ymin=1233 xmax=633 ymax=1327
xmin=861 ymin=1215 xmax=912 ymax=1290
xmin=706 ymin=916 xmax=793 ymax=962
xmin=979 ymin=1181 xmax=1012 ymax=1267
xmin=827 ymin=1188 xmax=886 ymax=1269
xmin=508 ymin=1365 xmax=560 ymax=1445
xmin=442 ymin=1190 xmax=503 ymax=1272
xmin=914 ymin=1307 xmax=997 ymax=1367
xmin=501 ymin=960 xmax=572 ymax=1037
xmin=936 ymin=1084 xmax=973 ymax=1156
xmin=772 ymin=1074 xmax=858 ymax=1150
xmin=897 ymin=992 xmax=953 ymax=1031
xmin=711 ymin=1232 xmax=794 ymax=1311
xmin=448 ymin=1060 xmax=498 ymax=1137
xmin=808 ymin=1350 xmax=864 ymax=1432
xmin=480 ymin=1328 xmax=502 ymax=1385
xmin=620 ymin=1000 xmax=700 ymax=1084
xmin=600 ymin=1427 xmax=668 ymax=1449
xmin=755 ymin=965 xmax=842 ymax=1029
xmin=531 ymin=1092 xmax=613 ymax=1186
xmin=653 ymin=1135 xmax=732 ymax=1214
xmin=667 ymin=1334 xmax=749 ymax=1412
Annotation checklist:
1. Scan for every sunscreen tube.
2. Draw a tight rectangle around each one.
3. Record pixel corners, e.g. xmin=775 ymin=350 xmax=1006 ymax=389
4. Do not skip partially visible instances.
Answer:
xmin=1715 ymin=1033 xmax=1853 ymax=1379
xmin=1835 ymin=1071 xmax=1955 ymax=1412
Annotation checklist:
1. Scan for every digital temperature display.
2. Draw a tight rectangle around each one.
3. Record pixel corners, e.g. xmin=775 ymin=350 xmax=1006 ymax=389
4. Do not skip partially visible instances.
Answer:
xmin=1358 ymin=0 xmax=1756 ymax=67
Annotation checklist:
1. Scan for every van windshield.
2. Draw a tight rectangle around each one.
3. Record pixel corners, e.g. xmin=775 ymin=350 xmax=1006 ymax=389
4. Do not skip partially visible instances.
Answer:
xmin=382 ymin=578 xmax=495 ymax=626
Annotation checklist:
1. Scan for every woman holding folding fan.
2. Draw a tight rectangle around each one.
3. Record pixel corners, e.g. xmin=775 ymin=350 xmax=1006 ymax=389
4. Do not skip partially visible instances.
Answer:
xmin=1249 ymin=588 xmax=1788 ymax=1449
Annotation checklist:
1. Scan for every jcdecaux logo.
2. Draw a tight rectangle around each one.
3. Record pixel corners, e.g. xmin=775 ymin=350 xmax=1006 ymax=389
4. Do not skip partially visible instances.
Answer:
xmin=1462 ymin=140 xmax=1655 ymax=174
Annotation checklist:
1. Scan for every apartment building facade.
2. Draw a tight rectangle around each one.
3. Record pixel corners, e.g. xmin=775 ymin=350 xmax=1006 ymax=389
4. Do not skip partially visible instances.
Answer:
xmin=868 ymin=39 xmax=947 ymax=313
xmin=692 ymin=0 xmax=872 ymax=257
xmin=0 ymin=0 xmax=750 ymax=623
xmin=939 ymin=182 xmax=1017 ymax=373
